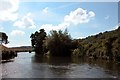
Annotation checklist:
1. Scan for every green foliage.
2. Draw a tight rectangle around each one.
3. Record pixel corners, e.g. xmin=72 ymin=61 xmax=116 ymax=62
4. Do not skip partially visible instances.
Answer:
xmin=72 ymin=42 xmax=85 ymax=57
xmin=72 ymin=26 xmax=120 ymax=61
xmin=72 ymin=48 xmax=81 ymax=57
xmin=30 ymin=26 xmax=120 ymax=61
xmin=44 ymin=29 xmax=73 ymax=57
xmin=2 ymin=51 xmax=17 ymax=60
xmin=30 ymin=29 xmax=46 ymax=54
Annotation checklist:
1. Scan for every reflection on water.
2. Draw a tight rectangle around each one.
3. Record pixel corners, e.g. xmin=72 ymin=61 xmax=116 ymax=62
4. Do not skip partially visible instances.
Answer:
xmin=2 ymin=52 xmax=120 ymax=78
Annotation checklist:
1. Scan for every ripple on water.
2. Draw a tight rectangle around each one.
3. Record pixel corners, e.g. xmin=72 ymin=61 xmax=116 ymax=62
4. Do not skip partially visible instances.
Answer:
xmin=2 ymin=52 xmax=120 ymax=78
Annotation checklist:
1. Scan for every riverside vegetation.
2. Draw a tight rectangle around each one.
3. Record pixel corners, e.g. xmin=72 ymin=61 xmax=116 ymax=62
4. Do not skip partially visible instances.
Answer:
xmin=0 ymin=32 xmax=17 ymax=61
xmin=30 ymin=26 xmax=120 ymax=62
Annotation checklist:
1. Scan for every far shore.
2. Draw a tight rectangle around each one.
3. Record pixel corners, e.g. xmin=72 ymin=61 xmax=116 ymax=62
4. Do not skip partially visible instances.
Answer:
xmin=0 ymin=45 xmax=33 ymax=52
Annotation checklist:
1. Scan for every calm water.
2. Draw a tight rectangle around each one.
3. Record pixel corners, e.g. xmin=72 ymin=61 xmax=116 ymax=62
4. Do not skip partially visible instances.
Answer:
xmin=2 ymin=52 xmax=120 ymax=78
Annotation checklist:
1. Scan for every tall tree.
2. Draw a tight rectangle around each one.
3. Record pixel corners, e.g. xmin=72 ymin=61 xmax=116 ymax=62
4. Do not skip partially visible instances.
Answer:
xmin=44 ymin=29 xmax=72 ymax=57
xmin=30 ymin=29 xmax=46 ymax=55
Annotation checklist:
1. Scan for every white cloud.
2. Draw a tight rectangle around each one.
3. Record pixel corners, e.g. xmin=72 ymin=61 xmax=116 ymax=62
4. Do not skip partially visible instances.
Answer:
xmin=0 ymin=0 xmax=19 ymax=21
xmin=42 ymin=7 xmax=49 ymax=13
xmin=13 ymin=13 xmax=36 ymax=29
xmin=104 ymin=15 xmax=110 ymax=20
xmin=64 ymin=8 xmax=95 ymax=25
xmin=40 ymin=8 xmax=95 ymax=32
xmin=10 ymin=30 xmax=25 ymax=36
xmin=6 ymin=40 xmax=31 ymax=47
xmin=88 ymin=11 xmax=95 ymax=17
xmin=41 ymin=22 xmax=70 ymax=32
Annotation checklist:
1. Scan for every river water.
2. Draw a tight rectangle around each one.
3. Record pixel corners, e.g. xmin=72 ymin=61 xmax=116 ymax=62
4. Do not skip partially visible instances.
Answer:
xmin=2 ymin=52 xmax=120 ymax=79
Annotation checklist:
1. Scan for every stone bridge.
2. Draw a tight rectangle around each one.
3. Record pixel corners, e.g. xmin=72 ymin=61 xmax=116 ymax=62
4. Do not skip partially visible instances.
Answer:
xmin=9 ymin=47 xmax=34 ymax=53
xmin=0 ymin=45 xmax=34 ymax=53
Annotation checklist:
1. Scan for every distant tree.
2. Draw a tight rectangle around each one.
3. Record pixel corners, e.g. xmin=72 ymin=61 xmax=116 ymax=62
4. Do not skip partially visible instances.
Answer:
xmin=0 ymin=32 xmax=9 ymax=44
xmin=30 ymin=29 xmax=46 ymax=55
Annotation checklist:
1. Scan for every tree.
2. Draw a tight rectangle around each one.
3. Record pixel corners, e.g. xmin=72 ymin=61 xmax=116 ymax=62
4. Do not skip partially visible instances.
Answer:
xmin=0 ymin=32 xmax=9 ymax=44
xmin=30 ymin=29 xmax=46 ymax=55
xmin=44 ymin=29 xmax=73 ymax=57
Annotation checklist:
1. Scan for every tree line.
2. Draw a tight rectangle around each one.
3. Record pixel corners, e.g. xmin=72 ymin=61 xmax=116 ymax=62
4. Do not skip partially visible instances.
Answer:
xmin=30 ymin=26 xmax=120 ymax=61
xmin=30 ymin=29 xmax=76 ymax=57
xmin=73 ymin=27 xmax=120 ymax=61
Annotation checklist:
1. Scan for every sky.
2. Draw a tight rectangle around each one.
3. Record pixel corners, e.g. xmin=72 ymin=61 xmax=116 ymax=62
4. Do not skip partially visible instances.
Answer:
xmin=0 ymin=0 xmax=119 ymax=47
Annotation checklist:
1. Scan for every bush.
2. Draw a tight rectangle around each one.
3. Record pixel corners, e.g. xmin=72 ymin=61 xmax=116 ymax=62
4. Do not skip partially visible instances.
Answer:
xmin=44 ymin=29 xmax=73 ymax=57
xmin=2 ymin=50 xmax=16 ymax=60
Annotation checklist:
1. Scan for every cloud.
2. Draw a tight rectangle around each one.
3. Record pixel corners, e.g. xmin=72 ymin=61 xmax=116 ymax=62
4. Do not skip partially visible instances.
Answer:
xmin=104 ymin=15 xmax=110 ymax=20
xmin=88 ymin=11 xmax=95 ymax=17
xmin=10 ymin=30 xmax=25 ymax=36
xmin=42 ymin=7 xmax=49 ymax=13
xmin=0 ymin=0 xmax=19 ymax=21
xmin=40 ymin=8 xmax=95 ymax=32
xmin=64 ymin=8 xmax=95 ymax=25
xmin=13 ymin=13 xmax=36 ymax=29
xmin=41 ymin=22 xmax=70 ymax=32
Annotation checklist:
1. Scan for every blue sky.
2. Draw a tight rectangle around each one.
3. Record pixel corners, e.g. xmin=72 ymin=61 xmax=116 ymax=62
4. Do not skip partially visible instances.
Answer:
xmin=0 ymin=0 xmax=119 ymax=47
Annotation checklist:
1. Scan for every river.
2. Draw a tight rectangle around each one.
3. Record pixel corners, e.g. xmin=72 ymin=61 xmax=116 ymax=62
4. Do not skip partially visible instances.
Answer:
xmin=1 ymin=52 xmax=120 ymax=79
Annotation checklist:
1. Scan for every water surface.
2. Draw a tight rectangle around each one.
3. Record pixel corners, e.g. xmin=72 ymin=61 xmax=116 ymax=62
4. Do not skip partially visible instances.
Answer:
xmin=2 ymin=52 xmax=120 ymax=78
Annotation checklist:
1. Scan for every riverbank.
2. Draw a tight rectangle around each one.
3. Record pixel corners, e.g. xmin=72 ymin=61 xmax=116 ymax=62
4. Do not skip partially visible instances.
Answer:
xmin=0 ymin=45 xmax=8 ymax=51
xmin=0 ymin=45 xmax=33 ymax=61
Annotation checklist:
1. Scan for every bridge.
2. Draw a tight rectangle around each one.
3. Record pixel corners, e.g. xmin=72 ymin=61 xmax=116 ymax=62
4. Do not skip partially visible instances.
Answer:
xmin=0 ymin=45 xmax=34 ymax=53
xmin=1 ymin=45 xmax=34 ymax=61
xmin=9 ymin=46 xmax=34 ymax=53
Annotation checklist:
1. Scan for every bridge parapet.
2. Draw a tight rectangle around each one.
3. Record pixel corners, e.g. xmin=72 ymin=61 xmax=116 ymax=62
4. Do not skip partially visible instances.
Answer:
xmin=9 ymin=47 xmax=34 ymax=53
